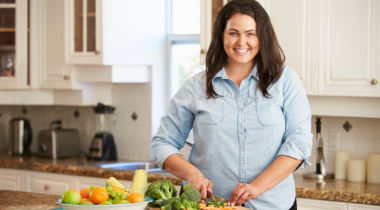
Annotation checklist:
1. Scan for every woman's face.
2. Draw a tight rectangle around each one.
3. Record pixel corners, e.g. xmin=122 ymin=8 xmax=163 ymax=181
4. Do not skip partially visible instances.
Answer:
xmin=223 ymin=13 xmax=260 ymax=66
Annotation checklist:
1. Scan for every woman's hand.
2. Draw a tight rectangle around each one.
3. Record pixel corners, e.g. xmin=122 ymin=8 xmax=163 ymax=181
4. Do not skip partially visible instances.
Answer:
xmin=228 ymin=183 xmax=261 ymax=206
xmin=187 ymin=175 xmax=213 ymax=201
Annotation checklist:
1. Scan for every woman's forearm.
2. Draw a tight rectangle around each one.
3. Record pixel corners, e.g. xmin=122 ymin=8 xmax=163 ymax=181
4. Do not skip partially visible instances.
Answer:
xmin=163 ymin=153 xmax=203 ymax=181
xmin=250 ymin=155 xmax=302 ymax=194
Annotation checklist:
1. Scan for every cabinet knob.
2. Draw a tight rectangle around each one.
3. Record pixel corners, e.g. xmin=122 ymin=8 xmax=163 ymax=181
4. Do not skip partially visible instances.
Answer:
xmin=44 ymin=185 xmax=50 ymax=190
xmin=63 ymin=75 xmax=70 ymax=80
xmin=95 ymin=50 xmax=100 ymax=55
xmin=200 ymin=49 xmax=207 ymax=54
xmin=371 ymin=79 xmax=378 ymax=85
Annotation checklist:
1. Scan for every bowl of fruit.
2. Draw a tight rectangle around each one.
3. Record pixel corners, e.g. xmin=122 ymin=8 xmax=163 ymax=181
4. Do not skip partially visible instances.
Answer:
xmin=57 ymin=170 xmax=151 ymax=210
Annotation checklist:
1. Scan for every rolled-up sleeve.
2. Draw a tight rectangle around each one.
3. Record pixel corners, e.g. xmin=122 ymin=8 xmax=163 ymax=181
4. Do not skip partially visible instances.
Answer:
xmin=277 ymin=67 xmax=313 ymax=171
xmin=150 ymin=77 xmax=195 ymax=169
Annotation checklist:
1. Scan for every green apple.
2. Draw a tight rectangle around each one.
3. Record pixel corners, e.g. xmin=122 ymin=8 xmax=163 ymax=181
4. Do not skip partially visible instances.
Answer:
xmin=61 ymin=190 xmax=81 ymax=204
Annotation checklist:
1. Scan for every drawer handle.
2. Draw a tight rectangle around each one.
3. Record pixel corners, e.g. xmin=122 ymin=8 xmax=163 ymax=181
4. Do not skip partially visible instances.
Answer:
xmin=371 ymin=79 xmax=378 ymax=85
xmin=200 ymin=49 xmax=207 ymax=54
xmin=44 ymin=185 xmax=50 ymax=190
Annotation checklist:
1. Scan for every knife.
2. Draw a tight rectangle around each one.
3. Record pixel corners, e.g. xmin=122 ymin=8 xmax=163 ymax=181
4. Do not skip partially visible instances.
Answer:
xmin=207 ymin=191 xmax=229 ymax=203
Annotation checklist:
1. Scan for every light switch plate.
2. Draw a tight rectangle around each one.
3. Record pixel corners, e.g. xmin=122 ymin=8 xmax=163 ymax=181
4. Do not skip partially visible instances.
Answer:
xmin=328 ymin=131 xmax=340 ymax=152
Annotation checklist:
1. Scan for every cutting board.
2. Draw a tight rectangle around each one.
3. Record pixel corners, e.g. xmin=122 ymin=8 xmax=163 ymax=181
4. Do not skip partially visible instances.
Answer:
xmin=146 ymin=205 xmax=249 ymax=210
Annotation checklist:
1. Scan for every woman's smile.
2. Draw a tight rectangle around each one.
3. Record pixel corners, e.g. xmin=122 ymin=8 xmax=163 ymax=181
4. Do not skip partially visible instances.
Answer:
xmin=233 ymin=48 xmax=249 ymax=54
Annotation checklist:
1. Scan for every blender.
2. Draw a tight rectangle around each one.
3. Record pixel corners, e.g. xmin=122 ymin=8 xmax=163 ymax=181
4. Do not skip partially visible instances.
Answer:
xmin=88 ymin=103 xmax=118 ymax=161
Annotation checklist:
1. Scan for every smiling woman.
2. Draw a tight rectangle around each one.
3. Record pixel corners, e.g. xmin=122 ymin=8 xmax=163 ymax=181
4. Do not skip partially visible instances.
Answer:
xmin=151 ymin=1 xmax=312 ymax=210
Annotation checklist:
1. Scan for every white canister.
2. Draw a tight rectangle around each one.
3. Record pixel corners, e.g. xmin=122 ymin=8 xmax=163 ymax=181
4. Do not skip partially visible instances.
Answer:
xmin=335 ymin=151 xmax=351 ymax=180
xmin=347 ymin=160 xmax=367 ymax=182
xmin=367 ymin=153 xmax=380 ymax=184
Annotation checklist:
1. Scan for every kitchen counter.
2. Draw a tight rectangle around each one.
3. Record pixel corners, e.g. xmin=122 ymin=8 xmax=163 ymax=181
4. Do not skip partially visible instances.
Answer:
xmin=1 ymin=152 xmax=380 ymax=205
xmin=0 ymin=190 xmax=61 ymax=210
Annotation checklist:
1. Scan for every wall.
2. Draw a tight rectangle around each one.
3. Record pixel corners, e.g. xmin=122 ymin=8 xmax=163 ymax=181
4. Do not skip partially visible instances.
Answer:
xmin=0 ymin=83 xmax=153 ymax=161
xmin=294 ymin=116 xmax=380 ymax=176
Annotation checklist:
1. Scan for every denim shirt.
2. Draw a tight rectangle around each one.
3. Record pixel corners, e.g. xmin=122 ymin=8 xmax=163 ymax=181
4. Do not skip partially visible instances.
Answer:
xmin=151 ymin=65 xmax=313 ymax=210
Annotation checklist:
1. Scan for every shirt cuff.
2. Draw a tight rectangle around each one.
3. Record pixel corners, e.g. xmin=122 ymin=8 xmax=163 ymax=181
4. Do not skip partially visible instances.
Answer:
xmin=277 ymin=140 xmax=311 ymax=171
xmin=154 ymin=144 xmax=182 ymax=170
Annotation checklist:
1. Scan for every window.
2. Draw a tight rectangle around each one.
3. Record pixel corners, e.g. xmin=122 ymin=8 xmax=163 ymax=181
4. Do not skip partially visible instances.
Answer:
xmin=169 ymin=0 xmax=205 ymax=99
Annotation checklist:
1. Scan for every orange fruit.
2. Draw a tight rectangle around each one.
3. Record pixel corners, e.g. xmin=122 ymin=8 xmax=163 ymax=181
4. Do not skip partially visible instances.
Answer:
xmin=80 ymin=197 xmax=89 ymax=203
xmin=112 ymin=186 xmax=123 ymax=194
xmin=126 ymin=192 xmax=145 ymax=203
xmin=89 ymin=187 xmax=109 ymax=204
xmin=80 ymin=188 xmax=90 ymax=198
xmin=69 ymin=188 xmax=80 ymax=194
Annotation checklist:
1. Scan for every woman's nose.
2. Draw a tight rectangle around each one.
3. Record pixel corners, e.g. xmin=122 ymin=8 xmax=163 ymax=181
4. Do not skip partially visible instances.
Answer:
xmin=237 ymin=35 xmax=247 ymax=46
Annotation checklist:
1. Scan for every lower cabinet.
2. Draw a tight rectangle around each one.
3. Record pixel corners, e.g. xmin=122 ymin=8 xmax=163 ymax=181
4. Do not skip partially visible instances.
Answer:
xmin=298 ymin=198 xmax=348 ymax=210
xmin=26 ymin=171 xmax=75 ymax=195
xmin=348 ymin=203 xmax=380 ymax=210
xmin=0 ymin=168 xmax=25 ymax=191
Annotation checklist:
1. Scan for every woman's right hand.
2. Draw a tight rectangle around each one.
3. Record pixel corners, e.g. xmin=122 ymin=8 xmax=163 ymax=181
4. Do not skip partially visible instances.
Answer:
xmin=187 ymin=174 xmax=213 ymax=201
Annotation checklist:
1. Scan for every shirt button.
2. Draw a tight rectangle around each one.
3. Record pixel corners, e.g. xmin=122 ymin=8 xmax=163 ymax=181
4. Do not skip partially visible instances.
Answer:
xmin=241 ymin=143 xmax=244 ymax=146
xmin=240 ymin=109 xmax=243 ymax=112
xmin=242 ymin=95 xmax=246 ymax=98
xmin=240 ymin=124 xmax=243 ymax=128
xmin=241 ymin=161 xmax=244 ymax=164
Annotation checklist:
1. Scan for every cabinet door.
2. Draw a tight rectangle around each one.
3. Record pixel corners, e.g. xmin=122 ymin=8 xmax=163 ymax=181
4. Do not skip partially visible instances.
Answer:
xmin=318 ymin=0 xmax=380 ymax=97
xmin=0 ymin=168 xmax=25 ymax=191
xmin=0 ymin=0 xmax=28 ymax=89
xmin=30 ymin=0 xmax=73 ymax=89
xmin=200 ymin=0 xmax=230 ymax=65
xmin=297 ymin=198 xmax=348 ymax=210
xmin=260 ymin=0 xmax=317 ymax=95
xmin=26 ymin=171 xmax=75 ymax=195
xmin=348 ymin=203 xmax=380 ymax=210
xmin=64 ymin=0 xmax=102 ymax=64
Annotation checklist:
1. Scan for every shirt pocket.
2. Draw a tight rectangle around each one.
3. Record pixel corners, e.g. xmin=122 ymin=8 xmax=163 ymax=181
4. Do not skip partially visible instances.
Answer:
xmin=194 ymin=99 xmax=224 ymax=125
xmin=256 ymin=91 xmax=284 ymax=126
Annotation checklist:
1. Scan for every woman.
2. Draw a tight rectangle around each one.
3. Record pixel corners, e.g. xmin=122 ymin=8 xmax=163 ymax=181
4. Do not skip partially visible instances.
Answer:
xmin=150 ymin=0 xmax=312 ymax=209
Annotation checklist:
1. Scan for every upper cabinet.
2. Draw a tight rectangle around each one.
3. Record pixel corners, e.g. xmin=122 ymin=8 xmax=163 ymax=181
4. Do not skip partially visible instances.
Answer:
xmin=64 ymin=0 xmax=154 ymax=65
xmin=0 ymin=0 xmax=28 ymax=89
xmin=200 ymin=0 xmax=380 ymax=97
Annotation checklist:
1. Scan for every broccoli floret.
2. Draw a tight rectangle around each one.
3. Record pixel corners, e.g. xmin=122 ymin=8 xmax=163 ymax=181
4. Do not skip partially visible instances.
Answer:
xmin=218 ymin=200 xmax=225 ymax=208
xmin=146 ymin=180 xmax=178 ymax=201
xmin=161 ymin=203 xmax=172 ymax=210
xmin=182 ymin=199 xmax=201 ymax=210
xmin=147 ymin=199 xmax=166 ymax=207
xmin=206 ymin=198 xmax=218 ymax=207
xmin=172 ymin=199 xmax=185 ymax=210
xmin=179 ymin=184 xmax=201 ymax=204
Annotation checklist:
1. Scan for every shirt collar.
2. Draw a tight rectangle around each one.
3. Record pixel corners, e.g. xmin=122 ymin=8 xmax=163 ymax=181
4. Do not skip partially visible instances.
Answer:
xmin=212 ymin=64 xmax=259 ymax=82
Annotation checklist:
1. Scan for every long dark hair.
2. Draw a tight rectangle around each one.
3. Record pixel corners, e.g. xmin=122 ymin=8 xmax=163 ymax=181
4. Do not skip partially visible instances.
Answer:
xmin=205 ymin=0 xmax=285 ymax=98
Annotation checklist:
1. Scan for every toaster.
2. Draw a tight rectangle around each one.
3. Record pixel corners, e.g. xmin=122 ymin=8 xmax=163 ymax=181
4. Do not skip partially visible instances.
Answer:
xmin=37 ymin=120 xmax=80 ymax=159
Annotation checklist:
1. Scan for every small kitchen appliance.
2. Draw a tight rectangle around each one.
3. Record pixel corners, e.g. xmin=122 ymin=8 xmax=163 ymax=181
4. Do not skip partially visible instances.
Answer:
xmin=37 ymin=120 xmax=80 ymax=159
xmin=303 ymin=117 xmax=334 ymax=180
xmin=9 ymin=118 xmax=32 ymax=155
xmin=88 ymin=103 xmax=118 ymax=161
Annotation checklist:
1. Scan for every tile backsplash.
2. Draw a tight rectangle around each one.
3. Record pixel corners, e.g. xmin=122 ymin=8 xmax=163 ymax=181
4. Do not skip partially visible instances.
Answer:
xmin=294 ymin=116 xmax=380 ymax=175
xmin=0 ymin=83 xmax=153 ymax=161
xmin=1 ymin=87 xmax=379 ymax=175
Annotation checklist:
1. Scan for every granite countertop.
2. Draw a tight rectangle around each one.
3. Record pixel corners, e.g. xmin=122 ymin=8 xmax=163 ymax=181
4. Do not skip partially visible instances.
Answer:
xmin=1 ymin=152 xmax=380 ymax=205
xmin=0 ymin=190 xmax=61 ymax=210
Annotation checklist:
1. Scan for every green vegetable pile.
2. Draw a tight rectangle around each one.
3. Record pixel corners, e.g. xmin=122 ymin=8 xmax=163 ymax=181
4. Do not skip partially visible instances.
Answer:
xmin=145 ymin=180 xmax=203 ymax=210
xmin=206 ymin=198 xmax=224 ymax=209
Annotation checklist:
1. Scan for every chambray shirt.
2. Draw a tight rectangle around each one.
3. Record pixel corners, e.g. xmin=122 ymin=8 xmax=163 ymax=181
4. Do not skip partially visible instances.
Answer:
xmin=151 ymin=65 xmax=313 ymax=210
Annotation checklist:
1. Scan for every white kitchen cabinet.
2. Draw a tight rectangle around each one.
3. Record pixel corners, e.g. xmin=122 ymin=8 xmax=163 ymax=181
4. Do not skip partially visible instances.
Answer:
xmin=0 ymin=168 xmax=25 ymax=191
xmin=297 ymin=198 xmax=348 ymax=210
xmin=0 ymin=0 xmax=28 ymax=90
xmin=26 ymin=171 xmax=75 ymax=195
xmin=348 ymin=203 xmax=380 ymax=210
xmin=29 ymin=0 xmax=73 ymax=90
xmin=64 ymin=0 xmax=154 ymax=66
xmin=317 ymin=0 xmax=380 ymax=97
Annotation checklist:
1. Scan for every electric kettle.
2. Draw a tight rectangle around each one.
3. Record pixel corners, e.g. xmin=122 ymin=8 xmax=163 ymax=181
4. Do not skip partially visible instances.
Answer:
xmin=9 ymin=118 xmax=32 ymax=155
